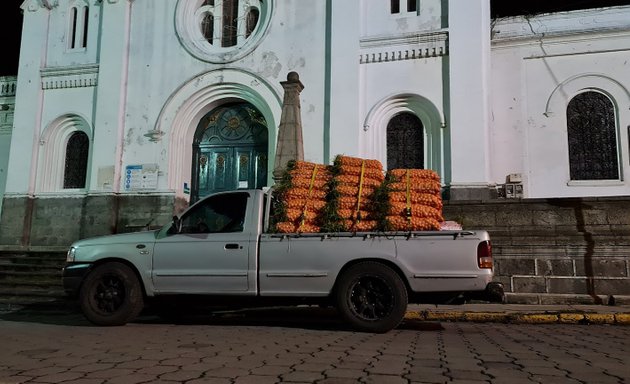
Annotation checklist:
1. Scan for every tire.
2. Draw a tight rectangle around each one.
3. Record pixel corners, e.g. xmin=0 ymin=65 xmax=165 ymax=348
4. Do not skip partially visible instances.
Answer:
xmin=335 ymin=262 xmax=408 ymax=333
xmin=79 ymin=262 xmax=144 ymax=326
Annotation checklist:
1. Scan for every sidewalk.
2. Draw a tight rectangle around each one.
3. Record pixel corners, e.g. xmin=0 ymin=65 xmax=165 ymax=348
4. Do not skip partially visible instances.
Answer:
xmin=405 ymin=303 xmax=630 ymax=325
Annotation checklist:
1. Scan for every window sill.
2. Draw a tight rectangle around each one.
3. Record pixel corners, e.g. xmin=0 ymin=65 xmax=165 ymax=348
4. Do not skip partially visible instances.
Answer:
xmin=566 ymin=180 xmax=624 ymax=187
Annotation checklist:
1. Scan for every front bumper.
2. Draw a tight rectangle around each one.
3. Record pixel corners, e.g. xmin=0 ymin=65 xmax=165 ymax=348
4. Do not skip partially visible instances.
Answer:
xmin=62 ymin=263 xmax=93 ymax=297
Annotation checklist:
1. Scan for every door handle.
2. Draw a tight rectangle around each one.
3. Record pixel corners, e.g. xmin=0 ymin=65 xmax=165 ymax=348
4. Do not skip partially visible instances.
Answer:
xmin=225 ymin=243 xmax=241 ymax=250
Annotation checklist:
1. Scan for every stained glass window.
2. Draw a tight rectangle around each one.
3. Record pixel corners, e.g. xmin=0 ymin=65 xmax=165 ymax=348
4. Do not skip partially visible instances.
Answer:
xmin=63 ymin=131 xmax=89 ymax=189
xmin=566 ymin=91 xmax=619 ymax=180
xmin=387 ymin=112 xmax=424 ymax=170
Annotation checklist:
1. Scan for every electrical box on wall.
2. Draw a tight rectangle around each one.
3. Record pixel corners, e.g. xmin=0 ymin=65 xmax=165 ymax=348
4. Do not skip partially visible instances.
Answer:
xmin=507 ymin=173 xmax=522 ymax=183
xmin=504 ymin=183 xmax=523 ymax=198
xmin=499 ymin=173 xmax=524 ymax=199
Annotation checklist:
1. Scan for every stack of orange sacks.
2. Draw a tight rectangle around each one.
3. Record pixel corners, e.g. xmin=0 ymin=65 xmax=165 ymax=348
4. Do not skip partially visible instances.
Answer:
xmin=386 ymin=169 xmax=443 ymax=231
xmin=275 ymin=161 xmax=332 ymax=233
xmin=333 ymin=155 xmax=385 ymax=231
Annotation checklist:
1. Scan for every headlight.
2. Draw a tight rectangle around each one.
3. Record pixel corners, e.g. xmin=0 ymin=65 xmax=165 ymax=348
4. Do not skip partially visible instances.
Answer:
xmin=66 ymin=247 xmax=76 ymax=262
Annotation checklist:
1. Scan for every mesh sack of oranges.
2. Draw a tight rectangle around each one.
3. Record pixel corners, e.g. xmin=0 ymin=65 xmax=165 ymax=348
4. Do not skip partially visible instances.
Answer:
xmin=382 ymin=168 xmax=444 ymax=232
xmin=326 ymin=156 xmax=385 ymax=232
xmin=271 ymin=161 xmax=332 ymax=233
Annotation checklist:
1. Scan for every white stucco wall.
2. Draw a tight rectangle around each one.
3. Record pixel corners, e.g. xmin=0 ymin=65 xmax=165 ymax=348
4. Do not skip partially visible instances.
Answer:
xmin=491 ymin=6 xmax=630 ymax=198
xmin=7 ymin=0 xmax=630 ymax=205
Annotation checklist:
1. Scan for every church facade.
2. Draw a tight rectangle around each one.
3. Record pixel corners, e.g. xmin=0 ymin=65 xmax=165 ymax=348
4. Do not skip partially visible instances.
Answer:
xmin=1 ymin=0 xmax=630 ymax=302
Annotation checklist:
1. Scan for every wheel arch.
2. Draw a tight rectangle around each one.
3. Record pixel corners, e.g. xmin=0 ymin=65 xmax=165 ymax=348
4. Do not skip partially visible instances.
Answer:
xmin=83 ymin=258 xmax=149 ymax=298
xmin=331 ymin=258 xmax=412 ymax=298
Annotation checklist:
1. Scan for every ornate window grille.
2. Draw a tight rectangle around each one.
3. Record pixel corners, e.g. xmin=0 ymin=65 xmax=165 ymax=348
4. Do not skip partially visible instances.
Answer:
xmin=387 ymin=112 xmax=424 ymax=170
xmin=63 ymin=131 xmax=89 ymax=189
xmin=566 ymin=91 xmax=619 ymax=180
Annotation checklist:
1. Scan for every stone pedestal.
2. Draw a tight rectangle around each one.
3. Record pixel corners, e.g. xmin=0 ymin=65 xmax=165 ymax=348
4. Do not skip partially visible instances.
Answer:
xmin=273 ymin=72 xmax=305 ymax=181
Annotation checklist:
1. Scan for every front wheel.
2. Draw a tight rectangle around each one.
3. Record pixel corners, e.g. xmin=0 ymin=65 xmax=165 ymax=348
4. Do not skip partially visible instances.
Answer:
xmin=335 ymin=262 xmax=408 ymax=333
xmin=79 ymin=262 xmax=144 ymax=326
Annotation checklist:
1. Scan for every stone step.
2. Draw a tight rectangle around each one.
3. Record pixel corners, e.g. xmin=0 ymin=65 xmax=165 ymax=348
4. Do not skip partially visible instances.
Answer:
xmin=0 ymin=251 xmax=67 ymax=306
xmin=0 ymin=278 xmax=63 ymax=289
xmin=0 ymin=269 xmax=62 ymax=278
xmin=0 ymin=263 xmax=63 ymax=272
xmin=0 ymin=286 xmax=65 ymax=298
xmin=0 ymin=252 xmax=66 ymax=266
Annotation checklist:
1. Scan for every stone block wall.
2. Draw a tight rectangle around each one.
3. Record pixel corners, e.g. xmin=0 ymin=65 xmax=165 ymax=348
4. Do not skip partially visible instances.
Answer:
xmin=2 ymin=193 xmax=629 ymax=303
xmin=0 ymin=194 xmax=176 ymax=248
xmin=443 ymin=197 xmax=630 ymax=304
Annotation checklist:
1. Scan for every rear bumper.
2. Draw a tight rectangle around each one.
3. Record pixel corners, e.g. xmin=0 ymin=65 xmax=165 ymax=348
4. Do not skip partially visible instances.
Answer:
xmin=62 ymin=263 xmax=93 ymax=297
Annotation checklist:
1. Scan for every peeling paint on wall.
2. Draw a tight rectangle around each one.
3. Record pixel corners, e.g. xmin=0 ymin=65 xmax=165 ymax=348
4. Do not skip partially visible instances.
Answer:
xmin=396 ymin=18 xmax=409 ymax=32
xmin=258 ymin=52 xmax=282 ymax=79
xmin=125 ymin=128 xmax=134 ymax=146
xmin=288 ymin=56 xmax=306 ymax=70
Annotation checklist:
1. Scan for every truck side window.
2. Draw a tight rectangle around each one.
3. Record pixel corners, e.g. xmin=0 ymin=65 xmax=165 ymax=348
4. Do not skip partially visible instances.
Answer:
xmin=179 ymin=192 xmax=249 ymax=234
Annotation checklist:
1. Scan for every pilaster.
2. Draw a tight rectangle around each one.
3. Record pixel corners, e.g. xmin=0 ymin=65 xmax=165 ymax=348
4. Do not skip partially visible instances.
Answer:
xmin=447 ymin=0 xmax=494 ymax=200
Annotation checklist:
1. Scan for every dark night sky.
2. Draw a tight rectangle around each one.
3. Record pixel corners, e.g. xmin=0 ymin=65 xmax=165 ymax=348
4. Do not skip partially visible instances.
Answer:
xmin=1 ymin=1 xmax=630 ymax=76
xmin=0 ymin=1 xmax=23 ymax=76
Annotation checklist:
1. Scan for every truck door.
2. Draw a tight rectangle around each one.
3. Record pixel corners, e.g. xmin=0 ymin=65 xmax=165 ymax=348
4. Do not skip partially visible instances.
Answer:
xmin=152 ymin=192 xmax=250 ymax=293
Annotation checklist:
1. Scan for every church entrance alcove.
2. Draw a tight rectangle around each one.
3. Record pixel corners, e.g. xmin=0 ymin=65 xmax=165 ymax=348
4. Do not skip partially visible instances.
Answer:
xmin=192 ymin=102 xmax=269 ymax=202
xmin=387 ymin=112 xmax=425 ymax=170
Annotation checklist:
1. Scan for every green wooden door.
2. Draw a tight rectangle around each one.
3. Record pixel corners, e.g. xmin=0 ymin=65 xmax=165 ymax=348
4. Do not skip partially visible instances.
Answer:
xmin=192 ymin=103 xmax=268 ymax=202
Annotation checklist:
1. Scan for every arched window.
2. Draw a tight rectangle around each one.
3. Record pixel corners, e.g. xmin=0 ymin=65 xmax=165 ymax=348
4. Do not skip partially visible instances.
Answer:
xmin=63 ymin=131 xmax=89 ymax=189
xmin=68 ymin=4 xmax=89 ymax=50
xmin=407 ymin=0 xmax=417 ymax=12
xmin=387 ymin=112 xmax=424 ymax=170
xmin=81 ymin=6 xmax=89 ymax=48
xmin=201 ymin=13 xmax=214 ymax=43
xmin=69 ymin=7 xmax=78 ymax=49
xmin=391 ymin=0 xmax=400 ymax=14
xmin=566 ymin=91 xmax=619 ymax=180
xmin=221 ymin=0 xmax=238 ymax=47
xmin=391 ymin=0 xmax=416 ymax=13
xmin=245 ymin=8 xmax=259 ymax=38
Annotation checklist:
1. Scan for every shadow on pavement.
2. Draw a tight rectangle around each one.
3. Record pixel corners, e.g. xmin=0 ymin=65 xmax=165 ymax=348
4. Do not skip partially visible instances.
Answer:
xmin=1 ymin=300 xmax=444 ymax=332
xmin=137 ymin=305 xmax=445 ymax=332
xmin=0 ymin=299 xmax=90 ymax=326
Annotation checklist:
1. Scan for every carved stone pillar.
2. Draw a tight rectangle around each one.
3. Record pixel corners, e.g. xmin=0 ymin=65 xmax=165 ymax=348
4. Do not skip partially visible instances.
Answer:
xmin=273 ymin=71 xmax=305 ymax=181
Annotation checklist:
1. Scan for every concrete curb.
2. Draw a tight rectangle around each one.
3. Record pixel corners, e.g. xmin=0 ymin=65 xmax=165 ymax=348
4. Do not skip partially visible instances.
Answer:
xmin=405 ymin=310 xmax=630 ymax=325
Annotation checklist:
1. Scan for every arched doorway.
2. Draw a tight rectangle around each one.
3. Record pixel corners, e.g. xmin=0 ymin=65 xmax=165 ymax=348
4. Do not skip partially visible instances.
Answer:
xmin=386 ymin=112 xmax=425 ymax=170
xmin=192 ymin=102 xmax=268 ymax=202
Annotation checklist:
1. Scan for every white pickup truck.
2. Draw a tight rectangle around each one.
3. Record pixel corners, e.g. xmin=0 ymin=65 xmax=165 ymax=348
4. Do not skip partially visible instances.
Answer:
xmin=63 ymin=189 xmax=503 ymax=333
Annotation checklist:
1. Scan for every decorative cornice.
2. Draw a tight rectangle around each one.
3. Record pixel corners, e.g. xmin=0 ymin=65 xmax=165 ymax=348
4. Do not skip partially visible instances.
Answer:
xmin=0 ymin=76 xmax=17 ymax=97
xmin=491 ymin=6 xmax=630 ymax=46
xmin=40 ymin=64 xmax=99 ymax=90
xmin=0 ymin=124 xmax=11 ymax=135
xmin=359 ymin=31 xmax=448 ymax=64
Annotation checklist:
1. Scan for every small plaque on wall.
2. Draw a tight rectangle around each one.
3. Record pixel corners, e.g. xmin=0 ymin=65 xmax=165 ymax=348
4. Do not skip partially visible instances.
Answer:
xmin=125 ymin=164 xmax=158 ymax=191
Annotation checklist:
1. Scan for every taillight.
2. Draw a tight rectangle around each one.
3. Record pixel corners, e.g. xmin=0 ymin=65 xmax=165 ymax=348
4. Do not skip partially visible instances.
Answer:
xmin=477 ymin=240 xmax=493 ymax=269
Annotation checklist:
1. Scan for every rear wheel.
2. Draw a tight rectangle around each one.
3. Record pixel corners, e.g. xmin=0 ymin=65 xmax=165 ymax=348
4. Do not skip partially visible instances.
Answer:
xmin=335 ymin=262 xmax=408 ymax=333
xmin=79 ymin=262 xmax=144 ymax=326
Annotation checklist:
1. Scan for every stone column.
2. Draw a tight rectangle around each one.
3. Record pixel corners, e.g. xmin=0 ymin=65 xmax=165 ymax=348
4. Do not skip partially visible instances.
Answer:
xmin=272 ymin=71 xmax=305 ymax=181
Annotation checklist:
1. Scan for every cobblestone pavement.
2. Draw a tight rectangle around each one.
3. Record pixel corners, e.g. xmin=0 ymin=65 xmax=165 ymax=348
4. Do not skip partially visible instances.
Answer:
xmin=1 ymin=306 xmax=629 ymax=384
